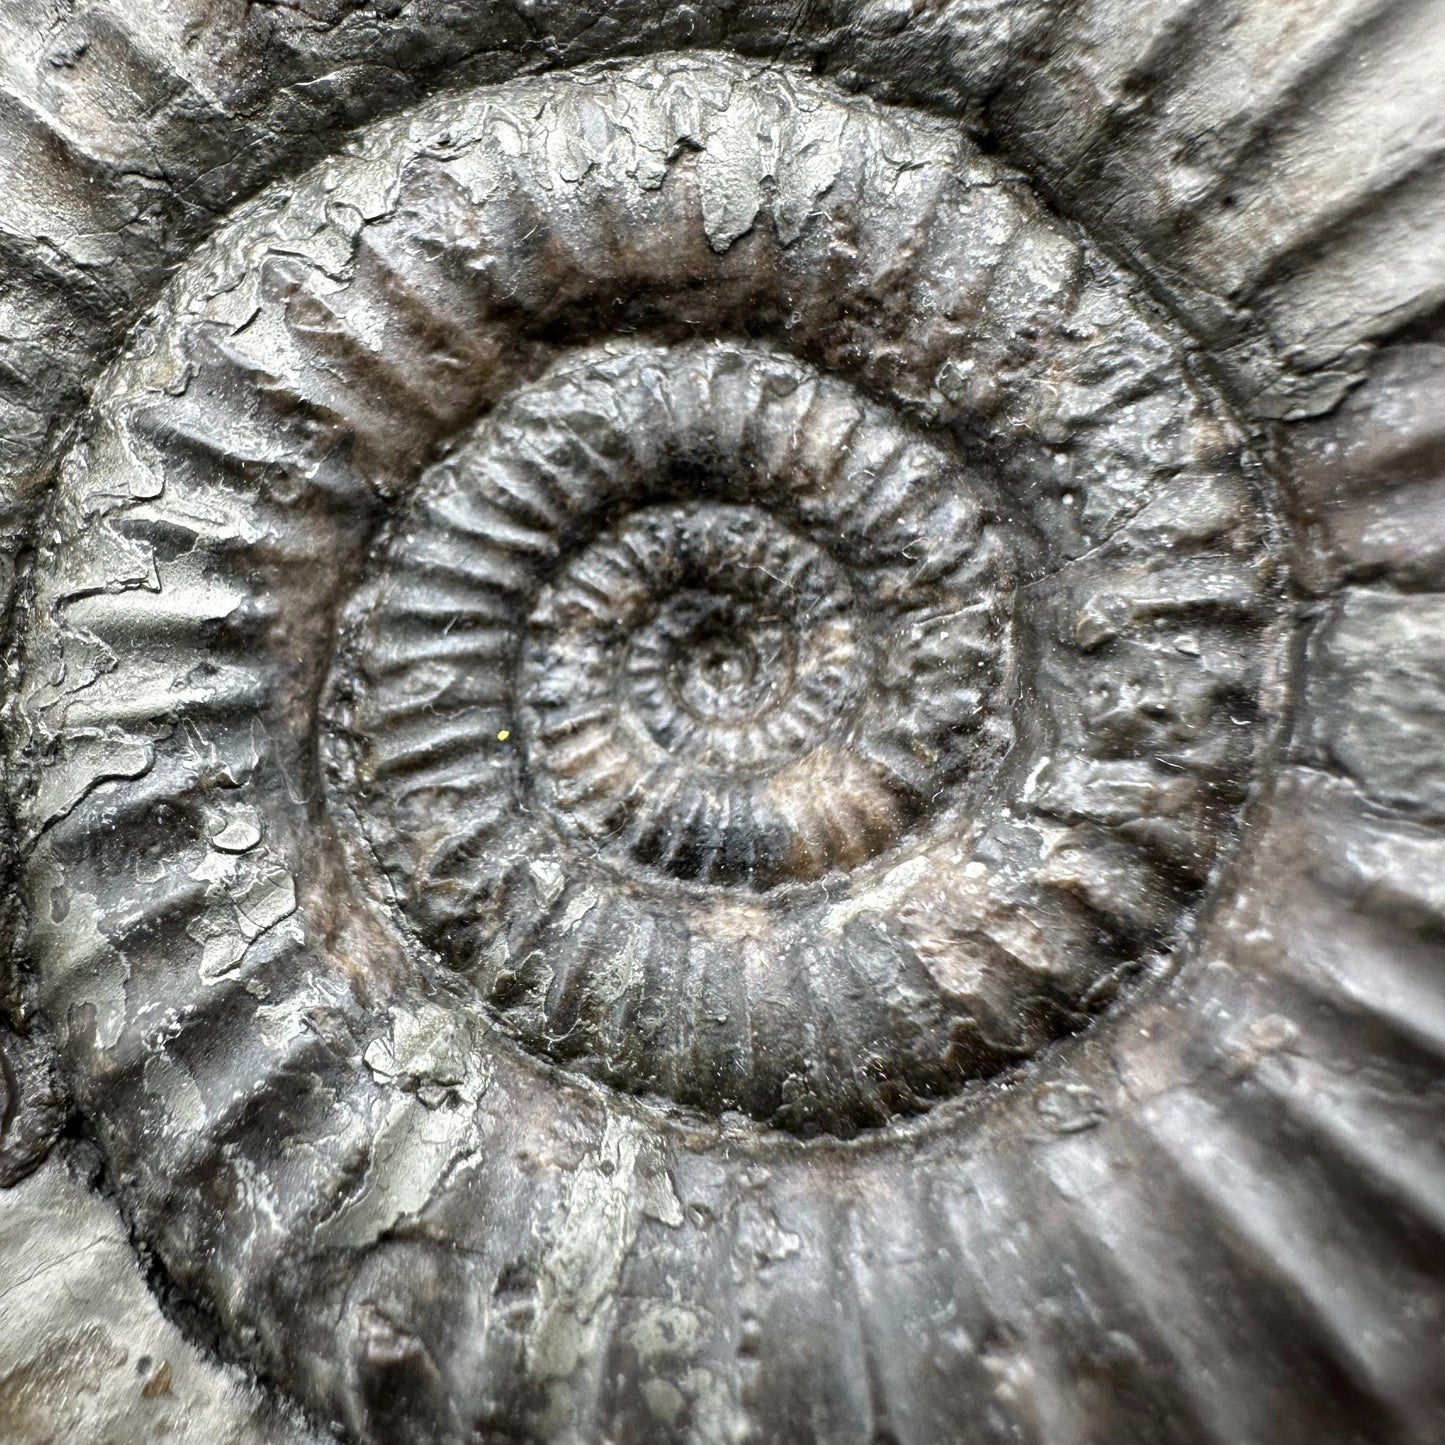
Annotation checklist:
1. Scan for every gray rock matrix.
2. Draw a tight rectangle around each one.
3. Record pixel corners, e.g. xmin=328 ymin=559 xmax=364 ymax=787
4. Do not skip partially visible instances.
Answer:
xmin=0 ymin=3 xmax=1442 ymax=1443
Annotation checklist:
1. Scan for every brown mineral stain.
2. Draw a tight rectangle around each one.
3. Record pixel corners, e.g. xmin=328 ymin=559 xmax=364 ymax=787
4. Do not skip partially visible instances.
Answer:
xmin=770 ymin=746 xmax=908 ymax=879
xmin=0 ymin=1325 xmax=128 ymax=1444
xmin=140 ymin=1360 xmax=173 ymax=1398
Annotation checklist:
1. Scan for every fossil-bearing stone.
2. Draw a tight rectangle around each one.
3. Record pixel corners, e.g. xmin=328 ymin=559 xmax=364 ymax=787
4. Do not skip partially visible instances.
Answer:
xmin=1 ymin=7 xmax=1443 ymax=1445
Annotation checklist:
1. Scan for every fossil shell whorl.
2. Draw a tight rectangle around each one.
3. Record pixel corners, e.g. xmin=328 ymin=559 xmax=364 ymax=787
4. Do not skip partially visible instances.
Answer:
xmin=15 ymin=49 xmax=1279 ymax=1444
xmin=332 ymin=337 xmax=1269 ymax=1132
xmin=341 ymin=342 xmax=1016 ymax=902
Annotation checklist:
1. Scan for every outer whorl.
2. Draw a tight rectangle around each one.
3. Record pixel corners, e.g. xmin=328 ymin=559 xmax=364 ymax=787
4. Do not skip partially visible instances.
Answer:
xmin=4 ymin=22 xmax=1440 ymax=1445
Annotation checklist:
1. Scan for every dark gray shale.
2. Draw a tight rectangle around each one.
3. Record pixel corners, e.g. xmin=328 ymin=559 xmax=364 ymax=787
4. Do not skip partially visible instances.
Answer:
xmin=0 ymin=3 xmax=1442 ymax=1445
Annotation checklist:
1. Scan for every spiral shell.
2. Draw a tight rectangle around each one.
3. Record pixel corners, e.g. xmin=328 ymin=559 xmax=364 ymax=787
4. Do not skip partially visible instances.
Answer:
xmin=3 ymin=9 xmax=1444 ymax=1445
xmin=326 ymin=326 xmax=1267 ymax=1132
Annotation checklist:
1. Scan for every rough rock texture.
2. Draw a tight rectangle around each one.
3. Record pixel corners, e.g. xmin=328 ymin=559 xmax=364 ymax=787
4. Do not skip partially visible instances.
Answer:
xmin=0 ymin=1153 xmax=324 ymax=1444
xmin=0 ymin=3 xmax=1443 ymax=1444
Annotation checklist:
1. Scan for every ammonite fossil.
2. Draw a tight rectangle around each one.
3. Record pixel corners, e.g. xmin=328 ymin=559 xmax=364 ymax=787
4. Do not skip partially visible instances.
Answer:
xmin=0 ymin=4 xmax=1442 ymax=1444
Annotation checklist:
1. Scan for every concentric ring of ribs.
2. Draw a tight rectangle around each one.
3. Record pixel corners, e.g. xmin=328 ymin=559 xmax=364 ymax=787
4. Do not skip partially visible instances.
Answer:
xmin=333 ymin=368 xmax=1265 ymax=1137
xmin=349 ymin=343 xmax=1012 ymax=894
xmin=15 ymin=50 xmax=1273 ymax=1434
xmin=526 ymin=502 xmax=885 ymax=885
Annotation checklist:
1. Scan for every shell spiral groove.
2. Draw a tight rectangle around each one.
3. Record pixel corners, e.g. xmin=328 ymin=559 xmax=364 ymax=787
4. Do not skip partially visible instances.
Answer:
xmin=14 ymin=48 xmax=1283 ymax=1444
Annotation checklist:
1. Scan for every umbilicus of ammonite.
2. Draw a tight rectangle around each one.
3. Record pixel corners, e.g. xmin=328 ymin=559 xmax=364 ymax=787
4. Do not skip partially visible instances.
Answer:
xmin=2 ymin=6 xmax=1443 ymax=1445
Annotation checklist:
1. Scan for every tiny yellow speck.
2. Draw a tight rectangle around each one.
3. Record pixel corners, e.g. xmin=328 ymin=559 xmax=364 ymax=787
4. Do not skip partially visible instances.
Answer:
xmin=497 ymin=729 xmax=511 ymax=742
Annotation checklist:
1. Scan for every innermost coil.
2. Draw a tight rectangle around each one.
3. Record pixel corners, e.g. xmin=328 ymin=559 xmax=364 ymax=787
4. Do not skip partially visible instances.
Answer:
xmin=520 ymin=502 xmax=880 ymax=887
xmin=647 ymin=594 xmax=787 ymax=724
xmin=343 ymin=343 xmax=1019 ymax=905
xmin=631 ymin=591 xmax=798 ymax=734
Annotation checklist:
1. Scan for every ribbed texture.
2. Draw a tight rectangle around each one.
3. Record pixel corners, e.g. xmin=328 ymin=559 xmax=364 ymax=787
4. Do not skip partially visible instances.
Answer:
xmin=10 ymin=33 xmax=1438 ymax=1445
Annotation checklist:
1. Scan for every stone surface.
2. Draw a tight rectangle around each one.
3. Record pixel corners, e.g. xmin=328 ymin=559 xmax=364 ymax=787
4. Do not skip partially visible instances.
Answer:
xmin=0 ymin=3 xmax=1443 ymax=1444
xmin=0 ymin=1154 xmax=323 ymax=1445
